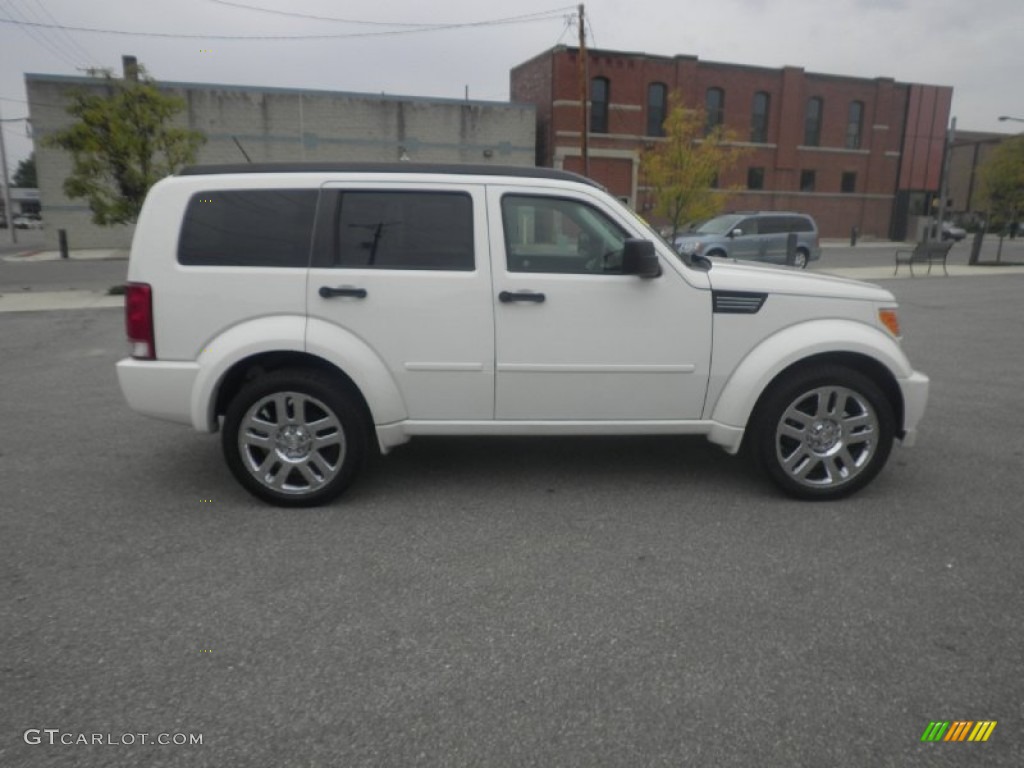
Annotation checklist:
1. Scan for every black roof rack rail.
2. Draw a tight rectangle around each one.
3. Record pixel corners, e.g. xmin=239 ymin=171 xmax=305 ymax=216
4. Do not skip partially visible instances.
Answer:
xmin=177 ymin=162 xmax=602 ymax=188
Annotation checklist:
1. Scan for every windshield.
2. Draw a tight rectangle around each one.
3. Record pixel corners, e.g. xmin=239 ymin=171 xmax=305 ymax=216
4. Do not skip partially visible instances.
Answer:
xmin=610 ymin=198 xmax=676 ymax=252
xmin=695 ymin=215 xmax=744 ymax=235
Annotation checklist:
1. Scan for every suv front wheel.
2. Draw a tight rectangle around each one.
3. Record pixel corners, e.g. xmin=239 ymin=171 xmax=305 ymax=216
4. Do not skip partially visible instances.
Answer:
xmin=750 ymin=365 xmax=895 ymax=500
xmin=222 ymin=369 xmax=369 ymax=506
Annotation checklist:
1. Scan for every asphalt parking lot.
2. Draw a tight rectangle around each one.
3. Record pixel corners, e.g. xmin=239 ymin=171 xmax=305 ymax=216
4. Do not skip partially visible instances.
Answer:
xmin=1 ymin=264 xmax=1022 ymax=766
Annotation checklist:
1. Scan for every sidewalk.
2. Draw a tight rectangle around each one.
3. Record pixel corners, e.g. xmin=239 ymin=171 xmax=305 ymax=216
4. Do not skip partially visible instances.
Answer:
xmin=820 ymin=238 xmax=903 ymax=249
xmin=1 ymin=248 xmax=128 ymax=262
xmin=817 ymin=263 xmax=1024 ymax=280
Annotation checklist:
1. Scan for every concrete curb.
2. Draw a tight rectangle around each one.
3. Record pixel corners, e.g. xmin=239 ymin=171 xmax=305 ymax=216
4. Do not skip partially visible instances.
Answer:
xmin=0 ymin=290 xmax=124 ymax=313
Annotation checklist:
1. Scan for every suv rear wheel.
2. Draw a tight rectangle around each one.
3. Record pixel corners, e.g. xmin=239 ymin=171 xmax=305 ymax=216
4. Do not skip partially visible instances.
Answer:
xmin=222 ymin=369 xmax=369 ymax=506
xmin=791 ymin=248 xmax=809 ymax=269
xmin=750 ymin=365 xmax=895 ymax=500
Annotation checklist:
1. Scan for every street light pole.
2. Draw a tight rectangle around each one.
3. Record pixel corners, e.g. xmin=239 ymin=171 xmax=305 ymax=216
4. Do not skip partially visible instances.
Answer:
xmin=997 ymin=115 xmax=1024 ymax=124
xmin=0 ymin=101 xmax=17 ymax=245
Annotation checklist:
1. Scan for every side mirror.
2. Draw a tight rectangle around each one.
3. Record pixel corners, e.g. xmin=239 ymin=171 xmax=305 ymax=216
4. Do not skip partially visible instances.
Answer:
xmin=729 ymin=228 xmax=743 ymax=238
xmin=621 ymin=239 xmax=661 ymax=278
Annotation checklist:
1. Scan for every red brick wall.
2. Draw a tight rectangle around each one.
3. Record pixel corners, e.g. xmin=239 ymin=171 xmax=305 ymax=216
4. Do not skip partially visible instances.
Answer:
xmin=510 ymin=52 xmax=553 ymax=166
xmin=511 ymin=46 xmax=954 ymax=238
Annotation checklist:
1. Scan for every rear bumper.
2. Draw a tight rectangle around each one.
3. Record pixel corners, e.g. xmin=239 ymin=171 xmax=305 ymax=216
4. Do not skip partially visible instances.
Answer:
xmin=116 ymin=358 xmax=200 ymax=429
xmin=898 ymin=370 xmax=929 ymax=447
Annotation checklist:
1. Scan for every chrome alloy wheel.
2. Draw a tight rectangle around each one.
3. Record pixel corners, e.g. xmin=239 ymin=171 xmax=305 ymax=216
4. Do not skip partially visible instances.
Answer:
xmin=237 ymin=391 xmax=346 ymax=495
xmin=774 ymin=385 xmax=879 ymax=489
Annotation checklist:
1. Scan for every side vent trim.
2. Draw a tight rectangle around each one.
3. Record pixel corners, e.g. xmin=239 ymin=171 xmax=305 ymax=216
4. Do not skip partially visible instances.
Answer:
xmin=712 ymin=290 xmax=768 ymax=314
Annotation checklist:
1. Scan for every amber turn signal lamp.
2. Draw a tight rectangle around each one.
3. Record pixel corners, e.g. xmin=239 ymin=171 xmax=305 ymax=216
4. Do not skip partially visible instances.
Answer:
xmin=878 ymin=308 xmax=901 ymax=337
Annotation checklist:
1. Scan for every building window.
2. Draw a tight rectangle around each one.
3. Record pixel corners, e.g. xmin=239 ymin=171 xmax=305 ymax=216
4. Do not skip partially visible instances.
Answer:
xmin=590 ymin=77 xmax=609 ymax=134
xmin=750 ymin=91 xmax=770 ymax=143
xmin=800 ymin=170 xmax=816 ymax=192
xmin=841 ymin=172 xmax=857 ymax=193
xmin=647 ymin=82 xmax=667 ymax=137
xmin=804 ymin=97 xmax=823 ymax=146
xmin=747 ymin=167 xmax=765 ymax=190
xmin=846 ymin=101 xmax=864 ymax=149
xmin=705 ymin=87 xmax=724 ymax=134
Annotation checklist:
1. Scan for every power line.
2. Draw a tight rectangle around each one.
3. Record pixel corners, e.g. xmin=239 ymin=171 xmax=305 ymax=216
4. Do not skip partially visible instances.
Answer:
xmin=585 ymin=14 xmax=597 ymax=48
xmin=210 ymin=0 xmax=575 ymax=28
xmin=30 ymin=0 xmax=103 ymax=68
xmin=0 ymin=8 xmax=573 ymax=40
xmin=553 ymin=14 xmax=574 ymax=46
xmin=0 ymin=0 xmax=80 ymax=69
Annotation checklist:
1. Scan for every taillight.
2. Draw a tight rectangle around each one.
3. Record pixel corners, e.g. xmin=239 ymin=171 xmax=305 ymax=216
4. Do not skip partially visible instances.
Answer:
xmin=124 ymin=282 xmax=155 ymax=359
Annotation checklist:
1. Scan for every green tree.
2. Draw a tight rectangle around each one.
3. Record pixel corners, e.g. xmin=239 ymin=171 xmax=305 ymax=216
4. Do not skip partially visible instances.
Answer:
xmin=44 ymin=68 xmax=205 ymax=226
xmin=640 ymin=93 xmax=747 ymax=244
xmin=979 ymin=134 xmax=1024 ymax=262
xmin=13 ymin=153 xmax=36 ymax=188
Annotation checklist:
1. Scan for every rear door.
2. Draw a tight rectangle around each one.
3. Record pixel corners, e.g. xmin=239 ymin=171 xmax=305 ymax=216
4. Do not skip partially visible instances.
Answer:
xmin=307 ymin=182 xmax=494 ymax=420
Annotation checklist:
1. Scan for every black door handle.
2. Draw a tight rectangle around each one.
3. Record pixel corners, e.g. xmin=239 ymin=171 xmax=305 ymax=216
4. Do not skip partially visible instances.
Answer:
xmin=499 ymin=290 xmax=545 ymax=304
xmin=319 ymin=286 xmax=367 ymax=299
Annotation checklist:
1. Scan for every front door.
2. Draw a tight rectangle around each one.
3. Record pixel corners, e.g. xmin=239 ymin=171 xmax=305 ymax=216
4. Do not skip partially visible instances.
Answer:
xmin=487 ymin=186 xmax=712 ymax=421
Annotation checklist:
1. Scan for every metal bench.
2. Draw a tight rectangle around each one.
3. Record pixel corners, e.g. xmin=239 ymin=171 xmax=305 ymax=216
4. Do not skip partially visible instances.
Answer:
xmin=894 ymin=239 xmax=953 ymax=276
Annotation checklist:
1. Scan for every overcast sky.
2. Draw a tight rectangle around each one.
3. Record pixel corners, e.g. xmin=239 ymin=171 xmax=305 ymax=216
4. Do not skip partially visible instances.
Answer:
xmin=2 ymin=0 xmax=1022 ymax=167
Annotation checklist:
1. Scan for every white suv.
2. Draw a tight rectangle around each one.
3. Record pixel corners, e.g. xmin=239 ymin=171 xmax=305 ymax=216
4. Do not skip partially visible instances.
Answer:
xmin=117 ymin=163 xmax=928 ymax=506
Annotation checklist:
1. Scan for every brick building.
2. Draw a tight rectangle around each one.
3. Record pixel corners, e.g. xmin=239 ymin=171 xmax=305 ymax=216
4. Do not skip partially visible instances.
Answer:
xmin=511 ymin=46 xmax=953 ymax=240
xmin=27 ymin=62 xmax=535 ymax=249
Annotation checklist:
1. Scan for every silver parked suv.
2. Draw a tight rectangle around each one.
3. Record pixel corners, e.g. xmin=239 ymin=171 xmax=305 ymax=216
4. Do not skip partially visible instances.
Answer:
xmin=674 ymin=211 xmax=821 ymax=268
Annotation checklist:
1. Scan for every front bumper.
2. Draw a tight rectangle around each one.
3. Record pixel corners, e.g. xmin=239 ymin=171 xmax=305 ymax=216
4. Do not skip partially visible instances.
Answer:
xmin=897 ymin=370 xmax=929 ymax=447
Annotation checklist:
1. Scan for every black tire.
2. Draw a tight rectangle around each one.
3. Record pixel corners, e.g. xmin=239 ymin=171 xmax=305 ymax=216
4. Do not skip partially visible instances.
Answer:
xmin=749 ymin=365 xmax=895 ymax=500
xmin=791 ymin=248 xmax=809 ymax=269
xmin=222 ymin=368 xmax=369 ymax=507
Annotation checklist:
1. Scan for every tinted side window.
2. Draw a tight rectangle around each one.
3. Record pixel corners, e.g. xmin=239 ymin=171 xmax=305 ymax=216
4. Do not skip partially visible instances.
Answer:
xmin=759 ymin=217 xmax=787 ymax=235
xmin=324 ymin=191 xmax=473 ymax=270
xmin=179 ymin=189 xmax=318 ymax=267
xmin=792 ymin=216 xmax=814 ymax=233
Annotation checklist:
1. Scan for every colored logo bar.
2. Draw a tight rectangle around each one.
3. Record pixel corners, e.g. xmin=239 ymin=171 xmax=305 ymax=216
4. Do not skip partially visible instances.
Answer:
xmin=921 ymin=721 xmax=997 ymax=742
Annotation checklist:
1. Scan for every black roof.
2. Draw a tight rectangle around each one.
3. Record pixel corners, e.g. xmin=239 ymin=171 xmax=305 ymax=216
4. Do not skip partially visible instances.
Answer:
xmin=177 ymin=162 xmax=601 ymax=188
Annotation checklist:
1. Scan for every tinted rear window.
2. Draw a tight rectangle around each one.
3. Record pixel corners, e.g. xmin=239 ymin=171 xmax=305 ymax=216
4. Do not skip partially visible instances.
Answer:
xmin=178 ymin=189 xmax=318 ymax=267
xmin=321 ymin=191 xmax=473 ymax=270
xmin=788 ymin=216 xmax=814 ymax=233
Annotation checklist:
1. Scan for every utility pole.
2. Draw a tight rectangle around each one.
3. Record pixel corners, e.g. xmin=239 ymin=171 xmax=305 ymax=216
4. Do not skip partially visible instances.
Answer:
xmin=577 ymin=3 xmax=589 ymax=178
xmin=934 ymin=116 xmax=955 ymax=245
xmin=0 ymin=101 xmax=17 ymax=245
